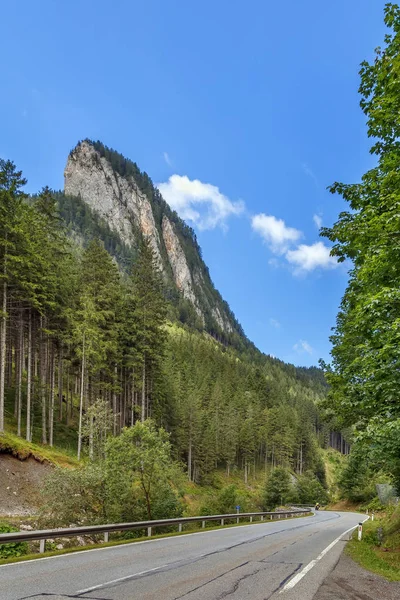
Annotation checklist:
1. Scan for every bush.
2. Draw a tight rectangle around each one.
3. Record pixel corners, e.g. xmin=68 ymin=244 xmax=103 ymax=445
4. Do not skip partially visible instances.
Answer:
xmin=360 ymin=497 xmax=386 ymax=514
xmin=0 ymin=522 xmax=28 ymax=559
xmin=216 ymin=485 xmax=238 ymax=514
xmin=263 ymin=468 xmax=292 ymax=510
xmin=40 ymin=464 xmax=107 ymax=527
xmin=295 ymin=471 xmax=329 ymax=504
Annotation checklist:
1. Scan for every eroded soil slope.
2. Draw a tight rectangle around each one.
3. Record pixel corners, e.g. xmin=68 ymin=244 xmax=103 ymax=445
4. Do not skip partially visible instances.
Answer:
xmin=0 ymin=455 xmax=51 ymax=517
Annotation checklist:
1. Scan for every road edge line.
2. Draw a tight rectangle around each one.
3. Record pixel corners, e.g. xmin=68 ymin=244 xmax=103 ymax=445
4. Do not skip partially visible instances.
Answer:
xmin=279 ymin=516 xmax=369 ymax=593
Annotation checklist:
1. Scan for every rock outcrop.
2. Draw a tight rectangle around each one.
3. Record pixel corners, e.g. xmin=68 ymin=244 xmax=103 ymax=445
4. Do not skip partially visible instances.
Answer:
xmin=64 ymin=140 xmax=241 ymax=339
xmin=65 ymin=141 xmax=162 ymax=265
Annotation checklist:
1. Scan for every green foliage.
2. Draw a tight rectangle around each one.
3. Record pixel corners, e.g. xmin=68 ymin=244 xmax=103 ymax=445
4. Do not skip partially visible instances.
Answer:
xmin=295 ymin=472 xmax=329 ymax=504
xmin=263 ymin=467 xmax=292 ymax=510
xmin=337 ymin=450 xmax=376 ymax=503
xmin=360 ymin=497 xmax=387 ymax=514
xmin=321 ymin=3 xmax=400 ymax=493
xmin=215 ymin=485 xmax=239 ymax=514
xmin=40 ymin=465 xmax=107 ymax=527
xmin=40 ymin=422 xmax=184 ymax=526
xmin=0 ymin=522 xmax=28 ymax=559
xmin=81 ymin=399 xmax=114 ymax=461
xmin=105 ymin=420 xmax=183 ymax=521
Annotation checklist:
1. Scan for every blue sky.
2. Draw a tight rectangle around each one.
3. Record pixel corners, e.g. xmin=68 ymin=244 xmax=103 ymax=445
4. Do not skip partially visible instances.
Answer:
xmin=1 ymin=0 xmax=387 ymax=366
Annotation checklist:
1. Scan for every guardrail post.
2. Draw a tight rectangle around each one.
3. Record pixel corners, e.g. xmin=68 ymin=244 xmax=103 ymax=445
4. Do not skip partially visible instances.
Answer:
xmin=278 ymin=514 xmax=281 ymax=519
xmin=261 ymin=515 xmax=264 ymax=521
xmin=39 ymin=539 xmax=45 ymax=554
xmin=147 ymin=527 xmax=152 ymax=537
xmin=104 ymin=531 xmax=109 ymax=543
xmin=178 ymin=523 xmax=182 ymax=533
xmin=202 ymin=520 xmax=205 ymax=529
xmin=250 ymin=516 xmax=253 ymax=523
xmin=221 ymin=518 xmax=224 ymax=526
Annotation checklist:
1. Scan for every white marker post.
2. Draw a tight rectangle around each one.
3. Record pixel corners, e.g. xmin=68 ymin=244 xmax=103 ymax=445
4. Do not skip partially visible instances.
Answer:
xmin=358 ymin=522 xmax=363 ymax=541
xmin=372 ymin=513 xmax=374 ymax=521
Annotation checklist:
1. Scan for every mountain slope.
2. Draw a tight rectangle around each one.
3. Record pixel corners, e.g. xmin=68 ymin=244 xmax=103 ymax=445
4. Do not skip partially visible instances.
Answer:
xmin=63 ymin=140 xmax=246 ymax=347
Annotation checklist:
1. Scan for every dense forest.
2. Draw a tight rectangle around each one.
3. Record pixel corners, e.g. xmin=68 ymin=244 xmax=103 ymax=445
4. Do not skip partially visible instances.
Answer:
xmin=0 ymin=156 xmax=332 ymax=494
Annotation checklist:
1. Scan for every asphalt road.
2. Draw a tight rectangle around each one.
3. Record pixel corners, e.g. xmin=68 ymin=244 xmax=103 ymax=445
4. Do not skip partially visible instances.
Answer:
xmin=0 ymin=511 xmax=365 ymax=600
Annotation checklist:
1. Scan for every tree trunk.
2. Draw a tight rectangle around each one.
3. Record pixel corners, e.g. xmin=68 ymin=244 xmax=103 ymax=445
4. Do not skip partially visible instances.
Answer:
xmin=188 ymin=434 xmax=192 ymax=482
xmin=89 ymin=414 xmax=94 ymax=460
xmin=65 ymin=364 xmax=69 ymax=426
xmin=16 ymin=310 xmax=23 ymax=437
xmin=113 ymin=365 xmax=117 ymax=435
xmin=131 ymin=369 xmax=135 ymax=426
xmin=77 ymin=335 xmax=85 ymax=461
xmin=299 ymin=441 xmax=303 ymax=475
xmin=49 ymin=345 xmax=55 ymax=447
xmin=26 ymin=310 xmax=32 ymax=442
xmin=141 ymin=360 xmax=146 ymax=422
xmin=58 ymin=346 xmax=63 ymax=421
xmin=0 ymin=259 xmax=7 ymax=432
xmin=40 ymin=319 xmax=47 ymax=444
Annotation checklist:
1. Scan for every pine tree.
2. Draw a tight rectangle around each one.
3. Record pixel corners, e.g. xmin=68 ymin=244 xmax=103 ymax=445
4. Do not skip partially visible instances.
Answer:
xmin=0 ymin=160 xmax=27 ymax=432
xmin=130 ymin=240 xmax=167 ymax=422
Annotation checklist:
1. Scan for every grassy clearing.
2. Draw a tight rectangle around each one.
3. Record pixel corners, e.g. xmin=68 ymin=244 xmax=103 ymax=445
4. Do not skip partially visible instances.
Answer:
xmin=0 ymin=512 xmax=312 ymax=566
xmin=0 ymin=431 xmax=78 ymax=468
xmin=346 ymin=513 xmax=400 ymax=581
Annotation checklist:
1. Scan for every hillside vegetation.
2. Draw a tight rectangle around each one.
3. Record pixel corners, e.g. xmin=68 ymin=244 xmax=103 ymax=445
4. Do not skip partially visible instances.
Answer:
xmin=0 ymin=141 xmax=336 ymax=534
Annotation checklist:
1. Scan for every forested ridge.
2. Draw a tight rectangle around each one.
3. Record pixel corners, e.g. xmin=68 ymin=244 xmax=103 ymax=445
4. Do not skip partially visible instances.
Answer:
xmin=0 ymin=151 xmax=333 ymax=498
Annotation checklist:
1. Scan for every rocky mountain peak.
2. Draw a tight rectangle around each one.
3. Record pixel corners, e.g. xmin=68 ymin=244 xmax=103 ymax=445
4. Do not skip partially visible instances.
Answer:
xmin=64 ymin=140 xmax=244 ymax=343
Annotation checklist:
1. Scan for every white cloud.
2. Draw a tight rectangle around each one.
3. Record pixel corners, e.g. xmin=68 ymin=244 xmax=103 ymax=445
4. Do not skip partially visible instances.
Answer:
xmin=286 ymin=241 xmax=337 ymax=273
xmin=157 ymin=174 xmax=244 ymax=230
xmin=251 ymin=213 xmax=302 ymax=255
xmin=293 ymin=340 xmax=314 ymax=355
xmin=313 ymin=214 xmax=322 ymax=228
xmin=163 ymin=152 xmax=172 ymax=167
xmin=302 ymin=163 xmax=318 ymax=187
xmin=269 ymin=318 xmax=281 ymax=328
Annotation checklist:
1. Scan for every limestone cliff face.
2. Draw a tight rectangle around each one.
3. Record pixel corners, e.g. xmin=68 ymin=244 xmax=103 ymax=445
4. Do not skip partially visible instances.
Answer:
xmin=162 ymin=216 xmax=202 ymax=317
xmin=64 ymin=140 xmax=242 ymax=339
xmin=64 ymin=141 xmax=162 ymax=265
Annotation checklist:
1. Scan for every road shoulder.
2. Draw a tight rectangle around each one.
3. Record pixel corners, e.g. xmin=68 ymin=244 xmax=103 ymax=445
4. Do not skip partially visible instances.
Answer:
xmin=313 ymin=553 xmax=400 ymax=600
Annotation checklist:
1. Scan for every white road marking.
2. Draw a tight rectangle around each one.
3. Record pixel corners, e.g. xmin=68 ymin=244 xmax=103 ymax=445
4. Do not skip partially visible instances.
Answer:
xmin=280 ymin=517 xmax=369 ymax=593
xmin=75 ymin=564 xmax=168 ymax=594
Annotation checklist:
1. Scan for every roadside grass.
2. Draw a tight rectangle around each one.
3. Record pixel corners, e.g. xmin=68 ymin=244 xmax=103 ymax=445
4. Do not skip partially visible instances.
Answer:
xmin=346 ymin=517 xmax=400 ymax=581
xmin=0 ymin=512 xmax=312 ymax=566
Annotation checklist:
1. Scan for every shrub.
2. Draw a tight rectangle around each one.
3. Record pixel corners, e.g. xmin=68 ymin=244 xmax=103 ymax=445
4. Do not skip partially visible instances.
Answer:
xmin=263 ymin=468 xmax=292 ymax=510
xmin=0 ymin=522 xmax=28 ymax=559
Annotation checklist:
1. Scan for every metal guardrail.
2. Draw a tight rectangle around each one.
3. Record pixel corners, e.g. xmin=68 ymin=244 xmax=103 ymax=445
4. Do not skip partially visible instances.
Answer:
xmin=0 ymin=509 xmax=311 ymax=553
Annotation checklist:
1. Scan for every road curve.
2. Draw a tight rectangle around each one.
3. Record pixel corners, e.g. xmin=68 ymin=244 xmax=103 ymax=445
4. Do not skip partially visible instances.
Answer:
xmin=0 ymin=511 xmax=365 ymax=600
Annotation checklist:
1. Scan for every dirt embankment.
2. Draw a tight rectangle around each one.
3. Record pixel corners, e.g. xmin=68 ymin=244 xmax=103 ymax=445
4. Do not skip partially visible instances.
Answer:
xmin=0 ymin=454 xmax=51 ymax=517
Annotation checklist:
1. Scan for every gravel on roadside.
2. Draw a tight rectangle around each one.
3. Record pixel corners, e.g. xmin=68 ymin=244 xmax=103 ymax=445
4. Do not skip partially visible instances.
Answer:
xmin=314 ymin=552 xmax=400 ymax=600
